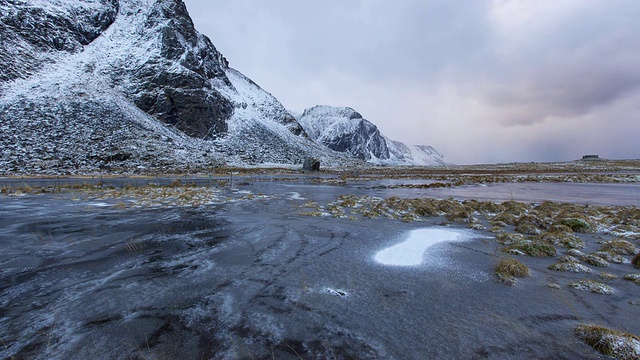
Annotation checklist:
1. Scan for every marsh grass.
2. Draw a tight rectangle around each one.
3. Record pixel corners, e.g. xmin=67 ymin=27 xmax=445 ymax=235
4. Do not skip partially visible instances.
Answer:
xmin=623 ymin=274 xmax=640 ymax=285
xmin=575 ymin=324 xmax=640 ymax=359
xmin=495 ymin=232 xmax=526 ymax=245
xmin=555 ymin=215 xmax=595 ymax=233
xmin=495 ymin=258 xmax=529 ymax=285
xmin=570 ymin=280 xmax=613 ymax=295
xmin=548 ymin=262 xmax=592 ymax=273
xmin=502 ymin=241 xmax=557 ymax=257
xmin=582 ymin=254 xmax=610 ymax=267
xmin=601 ymin=240 xmax=638 ymax=255
xmin=599 ymin=272 xmax=618 ymax=280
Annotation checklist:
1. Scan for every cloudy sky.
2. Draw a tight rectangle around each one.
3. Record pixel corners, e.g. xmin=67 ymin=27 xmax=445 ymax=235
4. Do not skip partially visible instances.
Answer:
xmin=184 ymin=0 xmax=640 ymax=164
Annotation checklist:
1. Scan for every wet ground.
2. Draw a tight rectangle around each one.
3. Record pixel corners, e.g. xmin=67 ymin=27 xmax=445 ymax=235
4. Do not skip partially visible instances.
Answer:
xmin=1 ymin=176 xmax=639 ymax=359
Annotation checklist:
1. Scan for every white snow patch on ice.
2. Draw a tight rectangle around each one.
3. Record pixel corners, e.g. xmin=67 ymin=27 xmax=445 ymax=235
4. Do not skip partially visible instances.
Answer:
xmin=289 ymin=192 xmax=305 ymax=200
xmin=321 ymin=287 xmax=349 ymax=297
xmin=374 ymin=228 xmax=475 ymax=266
xmin=86 ymin=202 xmax=112 ymax=207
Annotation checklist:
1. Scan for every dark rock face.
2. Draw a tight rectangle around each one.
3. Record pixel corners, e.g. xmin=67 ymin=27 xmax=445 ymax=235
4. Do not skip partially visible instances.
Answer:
xmin=126 ymin=0 xmax=234 ymax=138
xmin=0 ymin=0 xmax=119 ymax=82
xmin=342 ymin=118 xmax=389 ymax=161
xmin=0 ymin=0 xmax=334 ymax=172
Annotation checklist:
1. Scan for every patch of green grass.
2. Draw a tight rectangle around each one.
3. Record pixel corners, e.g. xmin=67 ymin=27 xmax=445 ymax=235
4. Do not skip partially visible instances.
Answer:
xmin=495 ymin=258 xmax=529 ymax=285
xmin=575 ymin=324 xmax=640 ymax=359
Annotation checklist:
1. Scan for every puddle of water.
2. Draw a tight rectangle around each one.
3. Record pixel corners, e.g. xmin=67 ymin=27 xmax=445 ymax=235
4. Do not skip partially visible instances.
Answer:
xmin=374 ymin=228 xmax=473 ymax=266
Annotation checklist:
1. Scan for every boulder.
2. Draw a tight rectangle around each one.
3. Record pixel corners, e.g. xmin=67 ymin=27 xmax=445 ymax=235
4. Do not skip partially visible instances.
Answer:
xmin=303 ymin=158 xmax=320 ymax=171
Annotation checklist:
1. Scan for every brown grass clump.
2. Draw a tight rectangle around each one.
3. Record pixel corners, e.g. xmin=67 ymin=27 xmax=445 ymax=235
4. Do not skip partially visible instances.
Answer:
xmin=548 ymin=262 xmax=592 ymax=273
xmin=503 ymin=241 xmax=557 ymax=257
xmin=633 ymin=253 xmax=640 ymax=269
xmin=575 ymin=324 xmax=640 ymax=359
xmin=624 ymin=274 xmax=640 ymax=285
xmin=601 ymin=240 xmax=638 ymax=255
xmin=495 ymin=232 xmax=526 ymax=245
xmin=540 ymin=231 xmax=584 ymax=249
xmin=491 ymin=212 xmax=518 ymax=226
xmin=555 ymin=213 xmax=595 ymax=233
xmin=495 ymin=258 xmax=529 ymax=285
xmin=515 ymin=222 xmax=542 ymax=235
xmin=411 ymin=199 xmax=438 ymax=217
xmin=582 ymin=254 xmax=610 ymax=267
xmin=569 ymin=280 xmax=613 ymax=295
xmin=599 ymin=272 xmax=618 ymax=280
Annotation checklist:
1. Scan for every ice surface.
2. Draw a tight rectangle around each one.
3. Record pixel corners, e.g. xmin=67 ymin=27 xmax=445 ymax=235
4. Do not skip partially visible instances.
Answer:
xmin=374 ymin=228 xmax=474 ymax=266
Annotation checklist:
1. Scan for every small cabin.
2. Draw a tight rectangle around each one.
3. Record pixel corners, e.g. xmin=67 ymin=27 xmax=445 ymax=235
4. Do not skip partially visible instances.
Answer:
xmin=581 ymin=155 xmax=600 ymax=161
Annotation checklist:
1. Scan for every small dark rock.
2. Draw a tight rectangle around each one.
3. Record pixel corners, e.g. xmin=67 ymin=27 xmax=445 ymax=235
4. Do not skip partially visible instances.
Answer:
xmin=303 ymin=158 xmax=320 ymax=171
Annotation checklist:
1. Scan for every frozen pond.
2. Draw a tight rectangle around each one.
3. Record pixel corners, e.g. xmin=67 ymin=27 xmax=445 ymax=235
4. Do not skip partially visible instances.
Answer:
xmin=1 ymin=178 xmax=639 ymax=359
xmin=367 ymin=182 xmax=640 ymax=206
xmin=374 ymin=228 xmax=474 ymax=266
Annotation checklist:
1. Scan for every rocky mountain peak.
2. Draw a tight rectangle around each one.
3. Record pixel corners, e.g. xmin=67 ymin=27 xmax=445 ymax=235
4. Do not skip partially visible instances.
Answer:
xmin=0 ymin=0 xmax=350 ymax=173
xmin=298 ymin=105 xmax=450 ymax=166
xmin=0 ymin=0 xmax=119 ymax=82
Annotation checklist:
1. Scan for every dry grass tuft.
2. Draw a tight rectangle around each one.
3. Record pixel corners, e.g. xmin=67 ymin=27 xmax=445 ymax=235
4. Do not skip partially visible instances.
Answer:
xmin=624 ymin=274 xmax=640 ymax=285
xmin=575 ymin=324 xmax=640 ymax=359
xmin=569 ymin=280 xmax=613 ymax=295
xmin=495 ymin=232 xmax=526 ymax=245
xmin=502 ymin=241 xmax=557 ymax=257
xmin=495 ymin=258 xmax=529 ymax=285
xmin=601 ymin=240 xmax=638 ymax=255
xmin=548 ymin=262 xmax=592 ymax=273
xmin=599 ymin=272 xmax=618 ymax=280
xmin=555 ymin=214 xmax=595 ymax=233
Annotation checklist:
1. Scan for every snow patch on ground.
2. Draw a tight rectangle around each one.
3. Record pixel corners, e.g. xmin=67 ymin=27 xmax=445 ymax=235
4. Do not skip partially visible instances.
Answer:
xmin=374 ymin=228 xmax=475 ymax=266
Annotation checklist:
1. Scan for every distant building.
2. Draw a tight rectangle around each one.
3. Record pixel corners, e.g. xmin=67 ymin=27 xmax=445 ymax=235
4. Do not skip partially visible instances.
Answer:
xmin=581 ymin=155 xmax=600 ymax=161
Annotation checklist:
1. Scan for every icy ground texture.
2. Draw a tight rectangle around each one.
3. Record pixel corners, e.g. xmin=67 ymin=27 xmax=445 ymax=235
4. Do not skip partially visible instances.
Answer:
xmin=374 ymin=228 xmax=475 ymax=266
xmin=298 ymin=105 xmax=450 ymax=166
xmin=0 ymin=0 xmax=353 ymax=174
xmin=1 ymin=177 xmax=640 ymax=359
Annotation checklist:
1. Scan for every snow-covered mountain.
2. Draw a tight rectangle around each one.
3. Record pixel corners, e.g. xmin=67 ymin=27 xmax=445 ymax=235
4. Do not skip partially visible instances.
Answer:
xmin=298 ymin=105 xmax=450 ymax=166
xmin=0 ymin=0 xmax=353 ymax=173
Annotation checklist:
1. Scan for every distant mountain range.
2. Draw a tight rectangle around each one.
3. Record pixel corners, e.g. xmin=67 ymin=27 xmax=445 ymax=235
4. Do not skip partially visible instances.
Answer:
xmin=298 ymin=106 xmax=449 ymax=166
xmin=0 ymin=0 xmax=449 ymax=174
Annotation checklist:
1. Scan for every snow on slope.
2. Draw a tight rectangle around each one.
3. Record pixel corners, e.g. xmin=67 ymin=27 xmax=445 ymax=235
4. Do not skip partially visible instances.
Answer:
xmin=298 ymin=105 xmax=451 ymax=166
xmin=0 ymin=0 xmax=354 ymax=174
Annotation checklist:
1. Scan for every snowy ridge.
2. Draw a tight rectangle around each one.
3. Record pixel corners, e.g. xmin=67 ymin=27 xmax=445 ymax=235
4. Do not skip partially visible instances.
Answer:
xmin=298 ymin=105 xmax=451 ymax=166
xmin=0 ymin=0 xmax=355 ymax=173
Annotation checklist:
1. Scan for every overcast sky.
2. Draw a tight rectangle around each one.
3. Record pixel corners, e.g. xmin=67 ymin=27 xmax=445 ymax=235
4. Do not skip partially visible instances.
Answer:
xmin=184 ymin=0 xmax=640 ymax=164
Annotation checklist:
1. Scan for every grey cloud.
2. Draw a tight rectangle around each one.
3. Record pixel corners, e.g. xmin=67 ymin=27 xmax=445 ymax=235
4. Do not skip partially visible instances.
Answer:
xmin=184 ymin=0 xmax=640 ymax=163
